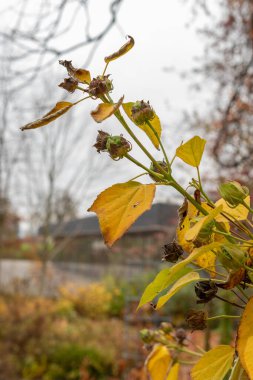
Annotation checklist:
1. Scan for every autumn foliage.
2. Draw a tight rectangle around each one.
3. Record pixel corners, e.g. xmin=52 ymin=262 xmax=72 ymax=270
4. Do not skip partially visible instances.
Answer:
xmin=21 ymin=36 xmax=253 ymax=380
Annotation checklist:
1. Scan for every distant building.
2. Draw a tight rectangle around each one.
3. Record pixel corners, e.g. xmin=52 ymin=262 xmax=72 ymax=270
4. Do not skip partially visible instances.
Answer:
xmin=48 ymin=203 xmax=179 ymax=264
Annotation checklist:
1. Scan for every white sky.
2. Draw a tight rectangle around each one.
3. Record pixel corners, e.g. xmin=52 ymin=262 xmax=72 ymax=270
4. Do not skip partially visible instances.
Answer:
xmin=1 ymin=0 xmax=216 ymax=231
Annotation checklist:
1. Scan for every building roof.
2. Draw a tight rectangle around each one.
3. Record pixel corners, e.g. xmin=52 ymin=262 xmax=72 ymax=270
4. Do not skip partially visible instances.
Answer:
xmin=47 ymin=202 xmax=178 ymax=238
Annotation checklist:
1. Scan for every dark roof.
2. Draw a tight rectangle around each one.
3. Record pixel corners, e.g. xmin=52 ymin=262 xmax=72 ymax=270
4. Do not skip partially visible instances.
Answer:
xmin=47 ymin=202 xmax=178 ymax=238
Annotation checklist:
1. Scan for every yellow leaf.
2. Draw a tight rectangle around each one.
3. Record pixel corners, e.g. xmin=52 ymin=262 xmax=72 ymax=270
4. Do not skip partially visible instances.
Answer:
xmin=176 ymin=136 xmax=206 ymax=167
xmin=20 ymin=101 xmax=73 ymax=131
xmin=177 ymin=202 xmax=221 ymax=277
xmin=230 ymin=358 xmax=250 ymax=380
xmin=59 ymin=60 xmax=91 ymax=83
xmin=104 ymin=35 xmax=135 ymax=63
xmin=237 ymin=296 xmax=253 ymax=379
xmin=122 ymin=102 xmax=161 ymax=149
xmin=88 ymin=181 xmax=156 ymax=247
xmin=91 ymin=96 xmax=124 ymax=123
xmin=156 ymin=272 xmax=200 ymax=309
xmin=215 ymin=196 xmax=250 ymax=222
xmin=73 ymin=68 xmax=91 ymax=84
xmin=166 ymin=363 xmax=180 ymax=380
xmin=191 ymin=345 xmax=234 ymax=380
xmin=176 ymin=214 xmax=194 ymax=253
xmin=176 ymin=201 xmax=211 ymax=253
xmin=195 ymin=251 xmax=216 ymax=278
xmin=146 ymin=344 xmax=171 ymax=380
xmin=185 ymin=205 xmax=223 ymax=242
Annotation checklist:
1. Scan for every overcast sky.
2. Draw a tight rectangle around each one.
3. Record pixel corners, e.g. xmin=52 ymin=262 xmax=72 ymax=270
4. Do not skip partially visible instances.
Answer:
xmin=1 ymin=0 xmax=215 ymax=231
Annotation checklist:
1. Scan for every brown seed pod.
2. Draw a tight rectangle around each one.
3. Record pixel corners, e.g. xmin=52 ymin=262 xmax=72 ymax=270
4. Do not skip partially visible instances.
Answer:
xmin=185 ymin=309 xmax=207 ymax=331
xmin=162 ymin=241 xmax=184 ymax=263
xmin=131 ymin=100 xmax=155 ymax=125
xmin=195 ymin=280 xmax=218 ymax=303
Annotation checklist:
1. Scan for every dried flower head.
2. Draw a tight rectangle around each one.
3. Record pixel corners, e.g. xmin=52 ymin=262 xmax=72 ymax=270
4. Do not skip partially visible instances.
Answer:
xmin=106 ymin=135 xmax=132 ymax=160
xmin=185 ymin=309 xmax=207 ymax=331
xmin=195 ymin=280 xmax=218 ymax=304
xmin=88 ymin=75 xmax=113 ymax=98
xmin=93 ymin=130 xmax=110 ymax=153
xmin=131 ymin=100 xmax=155 ymax=125
xmin=149 ymin=160 xmax=169 ymax=182
xmin=162 ymin=241 xmax=184 ymax=263
xmin=93 ymin=131 xmax=131 ymax=160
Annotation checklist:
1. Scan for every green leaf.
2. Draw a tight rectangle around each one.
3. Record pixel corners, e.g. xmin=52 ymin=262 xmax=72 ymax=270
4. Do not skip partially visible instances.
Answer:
xmin=122 ymin=102 xmax=161 ymax=149
xmin=176 ymin=136 xmax=206 ymax=167
xmin=138 ymin=266 xmax=192 ymax=309
xmin=191 ymin=345 xmax=234 ymax=380
xmin=156 ymin=271 xmax=200 ymax=309
xmin=138 ymin=242 xmax=221 ymax=309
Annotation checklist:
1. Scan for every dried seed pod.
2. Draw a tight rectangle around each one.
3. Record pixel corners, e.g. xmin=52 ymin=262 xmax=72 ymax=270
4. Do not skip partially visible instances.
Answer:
xmin=131 ymin=100 xmax=155 ymax=125
xmin=106 ymin=135 xmax=132 ymax=160
xmin=88 ymin=75 xmax=113 ymax=98
xmin=195 ymin=280 xmax=218 ymax=304
xmin=185 ymin=309 xmax=207 ymax=331
xmin=149 ymin=160 xmax=169 ymax=182
xmin=162 ymin=241 xmax=184 ymax=263
xmin=93 ymin=130 xmax=110 ymax=153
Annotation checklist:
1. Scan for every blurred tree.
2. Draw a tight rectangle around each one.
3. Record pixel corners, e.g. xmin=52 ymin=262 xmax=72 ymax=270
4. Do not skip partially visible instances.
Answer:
xmin=187 ymin=0 xmax=253 ymax=185
xmin=0 ymin=0 xmax=124 ymax=292
xmin=0 ymin=0 xmax=124 ymax=91
xmin=53 ymin=191 xmax=77 ymax=224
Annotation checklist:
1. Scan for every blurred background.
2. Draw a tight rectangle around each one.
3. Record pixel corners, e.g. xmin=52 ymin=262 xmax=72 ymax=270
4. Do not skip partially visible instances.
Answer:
xmin=0 ymin=0 xmax=252 ymax=379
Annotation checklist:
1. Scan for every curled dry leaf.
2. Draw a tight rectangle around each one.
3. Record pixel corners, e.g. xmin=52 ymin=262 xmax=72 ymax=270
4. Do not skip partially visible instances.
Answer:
xmin=91 ymin=96 xmax=124 ymax=123
xmin=88 ymin=181 xmax=156 ymax=246
xmin=218 ymin=268 xmax=246 ymax=290
xmin=58 ymin=77 xmax=78 ymax=93
xmin=20 ymin=101 xmax=73 ymax=131
xmin=104 ymin=35 xmax=135 ymax=63
xmin=59 ymin=60 xmax=91 ymax=84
